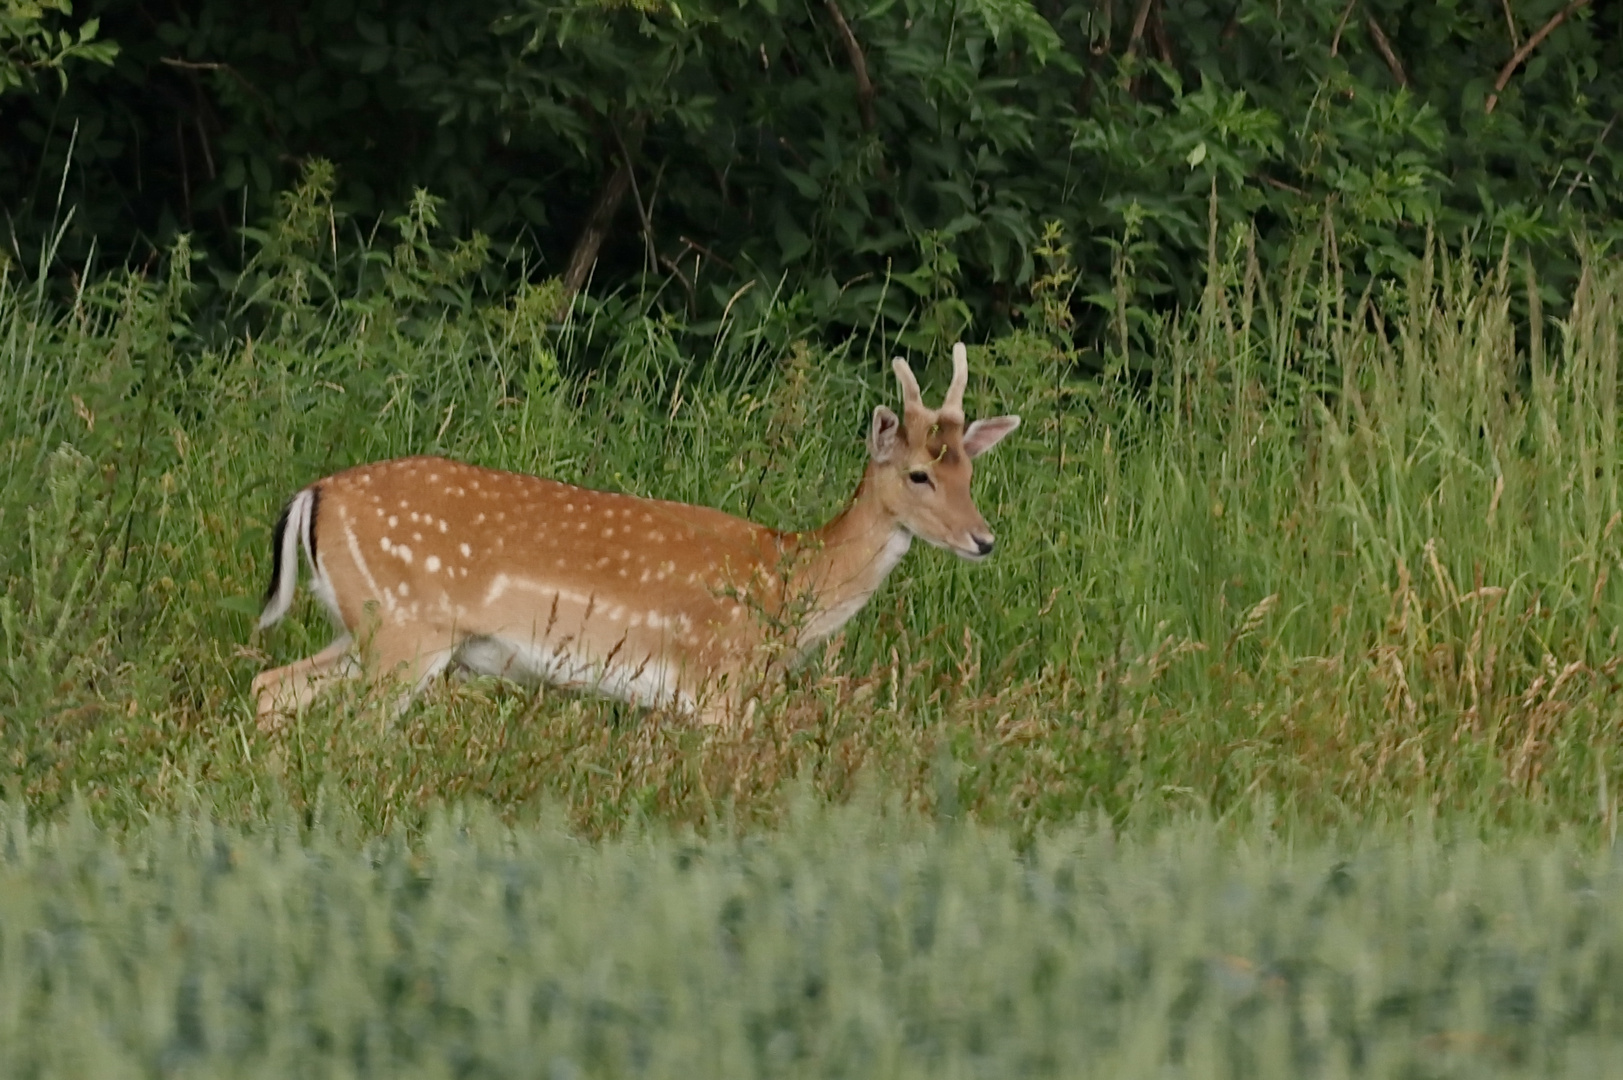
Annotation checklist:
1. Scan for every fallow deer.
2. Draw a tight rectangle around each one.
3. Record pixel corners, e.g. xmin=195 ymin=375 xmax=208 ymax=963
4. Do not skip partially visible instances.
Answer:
xmin=252 ymin=343 xmax=1019 ymax=726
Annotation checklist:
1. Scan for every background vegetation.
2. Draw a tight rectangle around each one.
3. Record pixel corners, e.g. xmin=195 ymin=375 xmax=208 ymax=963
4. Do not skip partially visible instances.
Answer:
xmin=2 ymin=0 xmax=1620 ymax=352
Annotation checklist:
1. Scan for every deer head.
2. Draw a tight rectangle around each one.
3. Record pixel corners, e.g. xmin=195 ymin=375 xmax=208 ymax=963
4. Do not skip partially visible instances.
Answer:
xmin=866 ymin=342 xmax=1020 ymax=560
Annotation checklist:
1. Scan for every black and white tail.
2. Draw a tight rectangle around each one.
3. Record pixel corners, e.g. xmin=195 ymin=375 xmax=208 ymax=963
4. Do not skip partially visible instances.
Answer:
xmin=258 ymin=487 xmax=320 ymax=629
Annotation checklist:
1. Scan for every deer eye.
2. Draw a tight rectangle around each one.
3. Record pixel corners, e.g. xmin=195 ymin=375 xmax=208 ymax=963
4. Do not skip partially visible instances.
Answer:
xmin=908 ymin=470 xmax=932 ymax=487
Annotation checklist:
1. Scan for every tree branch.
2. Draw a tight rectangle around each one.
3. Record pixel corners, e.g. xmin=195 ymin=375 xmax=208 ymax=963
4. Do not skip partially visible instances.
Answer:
xmin=1125 ymin=0 xmax=1154 ymax=61
xmin=1486 ymin=0 xmax=1592 ymax=114
xmin=561 ymin=165 xmax=629 ymax=300
xmin=1220 ymin=1 xmax=1245 ymax=46
xmin=677 ymin=235 xmax=735 ymax=271
xmin=1563 ymin=110 xmax=1618 ymax=206
xmin=1124 ymin=0 xmax=1155 ymax=95
xmin=1149 ymin=0 xmax=1175 ymax=67
xmin=823 ymin=0 xmax=876 ymax=132
xmin=1258 ymin=173 xmax=1308 ymax=197
xmin=160 ymin=56 xmax=276 ymax=121
xmin=610 ymin=120 xmax=657 ymax=277
xmin=1330 ymin=0 xmax=1357 ymax=57
xmin=1364 ymin=15 xmax=1408 ymax=88
xmin=562 ymin=119 xmax=645 ymax=300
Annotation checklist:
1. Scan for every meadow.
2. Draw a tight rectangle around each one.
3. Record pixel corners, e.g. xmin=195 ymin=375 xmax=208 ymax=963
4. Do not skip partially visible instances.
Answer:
xmin=5 ymin=217 xmax=1623 ymax=838
xmin=4 ymin=211 xmax=1623 ymax=1072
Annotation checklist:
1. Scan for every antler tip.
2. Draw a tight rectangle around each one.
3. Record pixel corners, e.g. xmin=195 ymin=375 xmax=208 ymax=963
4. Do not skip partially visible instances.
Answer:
xmin=891 ymin=355 xmax=924 ymax=409
xmin=942 ymin=341 xmax=970 ymax=417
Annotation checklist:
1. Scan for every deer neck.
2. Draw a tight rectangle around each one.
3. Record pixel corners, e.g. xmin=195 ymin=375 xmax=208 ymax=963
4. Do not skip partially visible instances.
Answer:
xmin=786 ymin=468 xmax=911 ymax=646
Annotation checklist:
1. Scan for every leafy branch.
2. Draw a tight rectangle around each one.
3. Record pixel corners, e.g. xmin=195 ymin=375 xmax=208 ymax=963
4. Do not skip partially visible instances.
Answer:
xmin=1485 ymin=0 xmax=1592 ymax=115
xmin=0 ymin=0 xmax=116 ymax=97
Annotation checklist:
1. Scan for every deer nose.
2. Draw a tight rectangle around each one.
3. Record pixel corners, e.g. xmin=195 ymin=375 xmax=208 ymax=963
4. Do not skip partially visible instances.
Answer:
xmin=973 ymin=535 xmax=995 ymax=556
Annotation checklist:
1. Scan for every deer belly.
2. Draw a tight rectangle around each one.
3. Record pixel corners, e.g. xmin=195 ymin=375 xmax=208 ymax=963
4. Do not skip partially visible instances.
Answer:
xmin=456 ymin=633 xmax=697 ymax=713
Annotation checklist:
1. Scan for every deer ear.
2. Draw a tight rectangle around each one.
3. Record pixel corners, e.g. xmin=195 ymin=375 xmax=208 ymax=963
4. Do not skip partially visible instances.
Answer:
xmin=963 ymin=415 xmax=1020 ymax=458
xmin=869 ymin=406 xmax=902 ymax=462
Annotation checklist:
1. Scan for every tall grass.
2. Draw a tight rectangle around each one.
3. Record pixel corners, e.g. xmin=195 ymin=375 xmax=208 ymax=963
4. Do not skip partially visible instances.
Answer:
xmin=3 ymin=198 xmax=1623 ymax=837
xmin=2 ymin=801 xmax=1621 ymax=1078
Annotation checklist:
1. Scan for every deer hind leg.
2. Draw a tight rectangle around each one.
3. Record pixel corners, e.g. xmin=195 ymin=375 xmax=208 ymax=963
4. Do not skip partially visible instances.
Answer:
xmin=252 ymin=633 xmax=355 ymax=730
xmin=356 ymin=623 xmax=458 ymax=717
xmin=254 ymin=623 xmax=457 ymax=729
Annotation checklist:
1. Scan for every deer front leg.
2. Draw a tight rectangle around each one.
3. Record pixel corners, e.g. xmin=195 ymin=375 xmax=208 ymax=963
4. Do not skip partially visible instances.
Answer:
xmin=688 ymin=670 xmax=758 ymax=729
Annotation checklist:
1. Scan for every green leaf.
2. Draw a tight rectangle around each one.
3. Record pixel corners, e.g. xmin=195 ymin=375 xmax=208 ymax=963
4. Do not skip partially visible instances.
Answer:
xmin=217 ymin=595 xmax=265 ymax=618
xmin=775 ymin=216 xmax=812 ymax=263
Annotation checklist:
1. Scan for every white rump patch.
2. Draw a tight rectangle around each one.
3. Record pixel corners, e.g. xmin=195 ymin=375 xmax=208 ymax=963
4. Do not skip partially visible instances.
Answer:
xmin=308 ymin=552 xmax=344 ymax=628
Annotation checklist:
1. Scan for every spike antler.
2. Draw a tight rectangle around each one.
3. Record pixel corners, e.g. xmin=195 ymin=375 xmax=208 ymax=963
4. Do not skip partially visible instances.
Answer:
xmin=891 ymin=356 xmax=925 ymax=414
xmin=939 ymin=342 xmax=969 ymax=421
xmin=894 ymin=342 xmax=971 ymax=420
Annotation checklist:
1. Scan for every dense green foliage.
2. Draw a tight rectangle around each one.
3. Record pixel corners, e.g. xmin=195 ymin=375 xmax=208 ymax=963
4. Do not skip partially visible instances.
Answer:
xmin=3 ymin=803 xmax=1621 ymax=1077
xmin=2 ymin=0 xmax=1619 ymax=351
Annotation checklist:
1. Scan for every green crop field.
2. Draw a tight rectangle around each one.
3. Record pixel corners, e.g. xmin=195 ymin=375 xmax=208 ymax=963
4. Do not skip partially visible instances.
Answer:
xmin=5 ymin=210 xmax=1623 ymax=1073
xmin=3 ymin=803 xmax=1622 ymax=1078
